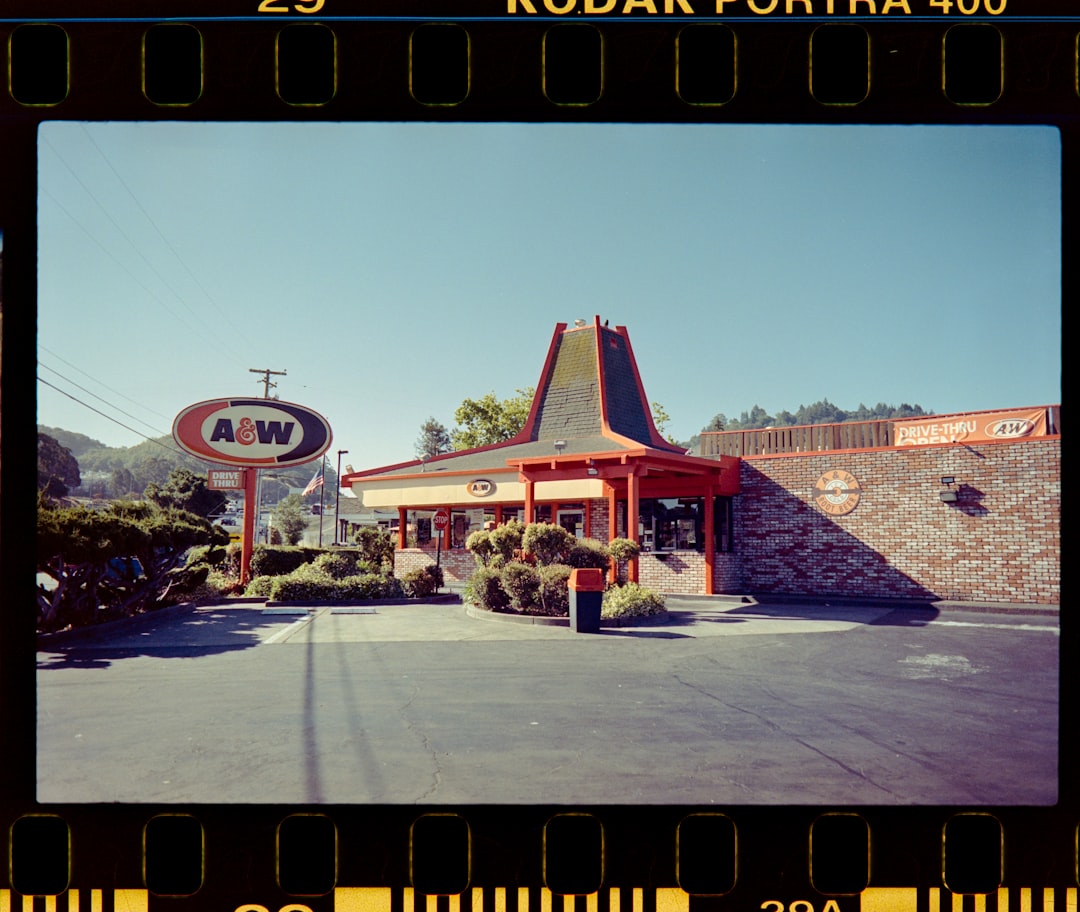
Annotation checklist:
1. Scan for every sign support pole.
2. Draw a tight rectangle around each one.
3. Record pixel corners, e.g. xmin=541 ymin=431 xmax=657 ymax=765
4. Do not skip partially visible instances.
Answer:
xmin=241 ymin=468 xmax=258 ymax=584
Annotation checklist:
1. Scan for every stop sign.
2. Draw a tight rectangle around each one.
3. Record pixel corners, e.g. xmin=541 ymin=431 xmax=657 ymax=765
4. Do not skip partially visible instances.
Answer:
xmin=433 ymin=510 xmax=450 ymax=531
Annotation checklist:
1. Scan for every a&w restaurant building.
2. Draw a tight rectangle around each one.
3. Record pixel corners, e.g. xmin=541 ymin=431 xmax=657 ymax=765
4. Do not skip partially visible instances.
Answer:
xmin=340 ymin=317 xmax=1060 ymax=606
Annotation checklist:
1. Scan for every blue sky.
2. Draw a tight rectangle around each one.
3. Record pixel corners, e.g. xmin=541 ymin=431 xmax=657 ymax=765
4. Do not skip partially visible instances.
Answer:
xmin=37 ymin=121 xmax=1061 ymax=471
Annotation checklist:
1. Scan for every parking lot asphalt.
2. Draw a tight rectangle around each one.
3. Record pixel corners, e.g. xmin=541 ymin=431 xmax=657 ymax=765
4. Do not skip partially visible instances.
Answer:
xmin=36 ymin=594 xmax=1059 ymax=806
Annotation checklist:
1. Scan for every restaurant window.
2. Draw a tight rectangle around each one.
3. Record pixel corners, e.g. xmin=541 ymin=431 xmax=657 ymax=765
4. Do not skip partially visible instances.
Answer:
xmin=638 ymin=498 xmax=702 ymax=552
xmin=630 ymin=497 xmax=734 ymax=552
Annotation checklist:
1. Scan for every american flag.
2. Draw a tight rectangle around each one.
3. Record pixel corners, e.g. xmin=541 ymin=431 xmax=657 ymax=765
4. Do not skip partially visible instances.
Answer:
xmin=302 ymin=465 xmax=325 ymax=496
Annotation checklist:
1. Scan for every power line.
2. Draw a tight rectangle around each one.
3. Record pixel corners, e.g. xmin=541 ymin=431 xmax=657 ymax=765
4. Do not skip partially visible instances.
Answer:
xmin=36 ymin=376 xmax=182 ymax=455
xmin=76 ymin=125 xmax=258 ymax=355
xmin=37 ymin=360 xmax=169 ymax=438
xmin=38 ymin=346 xmax=175 ymax=421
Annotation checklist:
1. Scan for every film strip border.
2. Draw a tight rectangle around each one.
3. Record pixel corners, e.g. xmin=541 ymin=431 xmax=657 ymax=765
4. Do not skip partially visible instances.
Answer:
xmin=0 ymin=15 xmax=1079 ymax=116
xmin=4 ymin=812 xmax=1079 ymax=904
xmin=0 ymin=886 xmax=1078 ymax=912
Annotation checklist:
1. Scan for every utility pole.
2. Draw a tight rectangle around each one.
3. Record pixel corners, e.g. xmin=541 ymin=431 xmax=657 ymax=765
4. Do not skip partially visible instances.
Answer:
xmin=248 ymin=368 xmax=285 ymax=552
xmin=249 ymin=367 xmax=287 ymax=399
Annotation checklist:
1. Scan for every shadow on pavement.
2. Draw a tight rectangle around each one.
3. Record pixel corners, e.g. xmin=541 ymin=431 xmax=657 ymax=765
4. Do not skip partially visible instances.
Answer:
xmin=661 ymin=598 xmax=941 ymax=628
xmin=36 ymin=605 xmax=291 ymax=670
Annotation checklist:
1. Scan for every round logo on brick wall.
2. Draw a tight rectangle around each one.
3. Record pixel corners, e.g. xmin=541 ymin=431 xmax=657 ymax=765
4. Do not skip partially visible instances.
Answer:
xmin=813 ymin=469 xmax=862 ymax=516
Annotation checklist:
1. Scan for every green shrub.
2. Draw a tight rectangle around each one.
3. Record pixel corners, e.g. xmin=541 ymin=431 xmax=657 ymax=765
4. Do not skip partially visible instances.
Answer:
xmin=607 ymin=537 xmax=641 ymax=584
xmin=314 ymin=550 xmax=378 ymax=579
xmin=537 ymin=564 xmax=572 ymax=616
xmin=465 ymin=567 xmax=510 ymax=612
xmin=522 ymin=522 xmax=575 ymax=566
xmin=185 ymin=544 xmax=227 ymax=567
xmin=465 ymin=530 xmax=494 ymax=566
xmin=244 ymin=575 xmax=276 ymax=597
xmin=565 ymin=537 xmax=611 ymax=569
xmin=489 ymin=519 xmax=525 ymax=563
xmin=353 ymin=527 xmax=395 ymax=567
xmin=501 ymin=561 xmax=541 ymax=612
xmin=607 ymin=538 xmax=641 ymax=563
xmin=337 ymin=573 xmax=404 ymax=600
xmin=224 ymin=541 xmax=243 ymax=577
xmin=249 ymin=545 xmax=320 ymax=577
xmin=187 ymin=569 xmax=236 ymax=604
xmin=401 ymin=565 xmax=443 ymax=598
xmin=268 ymin=562 xmax=336 ymax=601
xmin=602 ymin=582 xmax=666 ymax=618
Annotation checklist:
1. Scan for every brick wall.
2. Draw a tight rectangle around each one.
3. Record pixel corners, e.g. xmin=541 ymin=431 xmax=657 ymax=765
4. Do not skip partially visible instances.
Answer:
xmin=639 ymin=552 xmax=705 ymax=594
xmin=394 ymin=548 xmax=476 ymax=583
xmin=736 ymin=438 xmax=1060 ymax=605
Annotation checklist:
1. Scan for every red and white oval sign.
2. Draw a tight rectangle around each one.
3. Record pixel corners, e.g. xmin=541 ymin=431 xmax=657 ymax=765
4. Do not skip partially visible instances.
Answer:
xmin=173 ymin=398 xmax=332 ymax=468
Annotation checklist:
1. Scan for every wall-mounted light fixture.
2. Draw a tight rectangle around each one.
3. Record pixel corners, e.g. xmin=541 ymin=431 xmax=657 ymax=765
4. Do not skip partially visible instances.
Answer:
xmin=939 ymin=476 xmax=958 ymax=503
xmin=586 ymin=458 xmax=599 ymax=477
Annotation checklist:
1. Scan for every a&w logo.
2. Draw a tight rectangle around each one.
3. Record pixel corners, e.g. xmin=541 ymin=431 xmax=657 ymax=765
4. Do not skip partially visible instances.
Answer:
xmin=173 ymin=398 xmax=332 ymax=468
xmin=210 ymin=416 xmax=295 ymax=445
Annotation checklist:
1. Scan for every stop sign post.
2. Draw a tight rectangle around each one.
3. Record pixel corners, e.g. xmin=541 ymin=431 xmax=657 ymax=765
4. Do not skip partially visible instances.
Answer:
xmin=432 ymin=510 xmax=449 ymax=569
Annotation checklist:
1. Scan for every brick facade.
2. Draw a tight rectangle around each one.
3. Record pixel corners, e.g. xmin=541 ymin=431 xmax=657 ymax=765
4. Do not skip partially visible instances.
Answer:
xmin=393 ymin=437 xmax=1059 ymax=605
xmin=736 ymin=438 xmax=1060 ymax=605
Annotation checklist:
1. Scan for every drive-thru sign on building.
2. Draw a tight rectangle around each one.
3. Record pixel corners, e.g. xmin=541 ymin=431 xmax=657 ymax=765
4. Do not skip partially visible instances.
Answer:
xmin=172 ymin=397 xmax=333 ymax=582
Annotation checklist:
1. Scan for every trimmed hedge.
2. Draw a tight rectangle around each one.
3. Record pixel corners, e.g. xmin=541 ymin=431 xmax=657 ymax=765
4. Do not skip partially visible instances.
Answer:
xmin=248 ymin=545 xmax=322 ymax=578
xmin=602 ymin=582 xmax=666 ymax=618
xmin=401 ymin=565 xmax=444 ymax=598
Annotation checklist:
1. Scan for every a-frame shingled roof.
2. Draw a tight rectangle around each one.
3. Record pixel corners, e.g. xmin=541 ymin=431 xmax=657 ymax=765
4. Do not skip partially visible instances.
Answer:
xmin=350 ymin=316 xmax=685 ymax=479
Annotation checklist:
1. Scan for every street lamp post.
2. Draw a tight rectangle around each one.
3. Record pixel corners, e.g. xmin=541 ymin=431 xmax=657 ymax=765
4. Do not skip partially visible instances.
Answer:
xmin=335 ymin=449 xmax=348 ymax=545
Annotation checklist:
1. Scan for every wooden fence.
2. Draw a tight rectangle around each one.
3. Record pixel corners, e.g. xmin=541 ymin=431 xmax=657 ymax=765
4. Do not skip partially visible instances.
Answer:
xmin=698 ymin=405 xmax=1061 ymax=458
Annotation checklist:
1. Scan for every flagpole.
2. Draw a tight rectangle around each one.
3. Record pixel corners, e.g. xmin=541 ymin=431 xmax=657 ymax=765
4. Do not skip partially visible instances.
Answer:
xmin=318 ymin=457 xmax=327 ymax=547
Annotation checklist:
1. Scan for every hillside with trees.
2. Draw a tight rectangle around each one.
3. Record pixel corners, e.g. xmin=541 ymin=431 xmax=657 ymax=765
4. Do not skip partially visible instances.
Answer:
xmin=685 ymin=399 xmax=932 ymax=450
xmin=37 ymin=425 xmax=336 ymax=502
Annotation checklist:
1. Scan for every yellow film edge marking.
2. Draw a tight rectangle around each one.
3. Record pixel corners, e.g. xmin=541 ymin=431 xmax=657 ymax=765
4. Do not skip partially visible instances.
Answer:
xmin=860 ymin=887 xmax=919 ymax=912
xmin=335 ymin=887 xmax=393 ymax=912
xmin=113 ymin=889 xmax=148 ymax=912
xmin=655 ymin=887 xmax=689 ymax=912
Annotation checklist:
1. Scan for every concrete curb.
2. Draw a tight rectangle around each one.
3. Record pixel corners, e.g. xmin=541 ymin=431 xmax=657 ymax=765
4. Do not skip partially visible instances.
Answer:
xmin=464 ymin=603 xmax=670 ymax=628
xmin=265 ymin=593 xmax=462 ymax=608
xmin=37 ymin=601 xmax=199 ymax=646
xmin=732 ymin=593 xmax=1060 ymax=616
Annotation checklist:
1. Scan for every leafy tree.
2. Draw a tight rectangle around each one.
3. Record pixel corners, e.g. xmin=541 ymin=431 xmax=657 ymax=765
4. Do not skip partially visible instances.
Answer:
xmin=36 ymin=496 xmax=225 ymax=632
xmin=650 ymin=401 xmax=675 ymax=443
xmin=271 ymin=493 xmax=308 ymax=545
xmin=415 ymin=417 xmax=452 ymax=461
xmin=451 ymin=387 xmax=535 ymax=450
xmin=145 ymin=468 xmax=226 ymax=518
xmin=712 ymin=400 xmax=933 ymax=431
xmin=110 ymin=467 xmax=137 ymax=498
xmin=37 ymin=433 xmax=81 ymax=498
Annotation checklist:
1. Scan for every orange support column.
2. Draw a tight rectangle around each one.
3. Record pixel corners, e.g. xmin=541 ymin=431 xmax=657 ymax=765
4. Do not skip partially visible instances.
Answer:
xmin=398 ymin=507 xmax=408 ymax=550
xmin=523 ymin=478 xmax=535 ymax=525
xmin=627 ymin=469 xmax=640 ymax=584
xmin=703 ymin=483 xmax=715 ymax=596
xmin=241 ymin=467 xmax=258 ymax=584
xmin=605 ymin=482 xmax=618 ymax=585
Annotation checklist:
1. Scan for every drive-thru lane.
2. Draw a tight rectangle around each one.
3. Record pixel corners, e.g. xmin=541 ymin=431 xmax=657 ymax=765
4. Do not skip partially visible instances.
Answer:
xmin=36 ymin=597 xmax=1058 ymax=805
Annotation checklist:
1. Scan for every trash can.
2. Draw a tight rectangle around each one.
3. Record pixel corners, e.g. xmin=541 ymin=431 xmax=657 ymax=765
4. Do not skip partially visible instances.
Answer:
xmin=568 ymin=568 xmax=605 ymax=633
